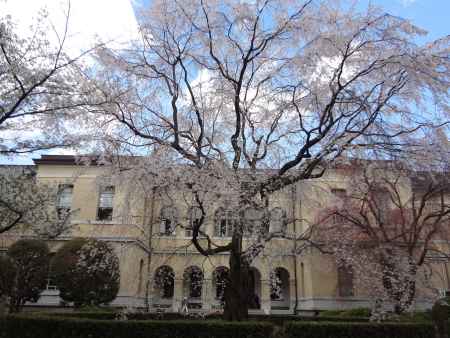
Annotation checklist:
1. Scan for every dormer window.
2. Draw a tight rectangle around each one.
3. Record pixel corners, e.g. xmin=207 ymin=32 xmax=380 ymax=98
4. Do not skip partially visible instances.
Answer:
xmin=97 ymin=186 xmax=114 ymax=221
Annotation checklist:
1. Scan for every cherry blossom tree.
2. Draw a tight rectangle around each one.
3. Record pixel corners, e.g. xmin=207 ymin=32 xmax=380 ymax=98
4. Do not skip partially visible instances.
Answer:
xmin=0 ymin=2 xmax=101 ymax=156
xmin=0 ymin=166 xmax=73 ymax=236
xmin=317 ymin=162 xmax=450 ymax=315
xmin=89 ymin=0 xmax=449 ymax=320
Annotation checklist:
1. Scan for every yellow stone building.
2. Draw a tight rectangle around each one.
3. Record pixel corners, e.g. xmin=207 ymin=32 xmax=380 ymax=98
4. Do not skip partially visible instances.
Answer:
xmin=0 ymin=155 xmax=449 ymax=314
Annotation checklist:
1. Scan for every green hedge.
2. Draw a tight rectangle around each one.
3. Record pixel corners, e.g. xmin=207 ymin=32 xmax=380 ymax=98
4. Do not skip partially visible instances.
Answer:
xmin=284 ymin=321 xmax=434 ymax=338
xmin=319 ymin=308 xmax=371 ymax=317
xmin=0 ymin=315 xmax=274 ymax=338
xmin=37 ymin=311 xmax=117 ymax=320
xmin=39 ymin=311 xmax=370 ymax=323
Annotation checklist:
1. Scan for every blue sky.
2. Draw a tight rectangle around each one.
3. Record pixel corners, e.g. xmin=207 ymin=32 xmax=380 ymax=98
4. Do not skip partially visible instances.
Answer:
xmin=132 ymin=0 xmax=450 ymax=42
xmin=359 ymin=0 xmax=449 ymax=42
xmin=2 ymin=0 xmax=448 ymax=165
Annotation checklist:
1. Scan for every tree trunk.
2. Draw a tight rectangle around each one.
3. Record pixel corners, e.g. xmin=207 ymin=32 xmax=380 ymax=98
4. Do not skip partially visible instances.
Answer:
xmin=382 ymin=259 xmax=417 ymax=314
xmin=0 ymin=296 xmax=8 ymax=316
xmin=224 ymin=233 xmax=249 ymax=321
xmin=8 ymin=296 xmax=21 ymax=313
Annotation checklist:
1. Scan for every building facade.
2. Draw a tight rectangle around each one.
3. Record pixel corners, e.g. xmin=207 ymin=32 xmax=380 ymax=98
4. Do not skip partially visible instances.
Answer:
xmin=0 ymin=155 xmax=449 ymax=314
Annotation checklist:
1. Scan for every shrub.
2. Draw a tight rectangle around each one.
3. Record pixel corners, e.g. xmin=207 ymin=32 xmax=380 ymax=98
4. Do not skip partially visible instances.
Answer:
xmin=7 ymin=239 xmax=50 ymax=312
xmin=0 ymin=255 xmax=16 ymax=298
xmin=284 ymin=321 xmax=433 ymax=338
xmin=1 ymin=315 xmax=274 ymax=338
xmin=52 ymin=238 xmax=120 ymax=307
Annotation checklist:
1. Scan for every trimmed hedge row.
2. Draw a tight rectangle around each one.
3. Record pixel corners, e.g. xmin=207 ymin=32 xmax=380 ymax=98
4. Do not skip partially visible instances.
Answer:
xmin=0 ymin=315 xmax=435 ymax=338
xmin=39 ymin=311 xmax=370 ymax=323
xmin=0 ymin=315 xmax=273 ymax=338
xmin=284 ymin=321 xmax=434 ymax=338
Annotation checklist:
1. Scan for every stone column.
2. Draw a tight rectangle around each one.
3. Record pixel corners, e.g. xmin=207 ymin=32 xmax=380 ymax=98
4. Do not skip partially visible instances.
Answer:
xmin=173 ymin=278 xmax=183 ymax=312
xmin=261 ymin=278 xmax=271 ymax=314
xmin=202 ymin=278 xmax=212 ymax=311
xmin=289 ymin=278 xmax=296 ymax=312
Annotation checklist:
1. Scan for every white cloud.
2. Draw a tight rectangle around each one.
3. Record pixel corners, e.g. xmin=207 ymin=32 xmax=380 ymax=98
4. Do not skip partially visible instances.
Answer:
xmin=399 ymin=0 xmax=417 ymax=7
xmin=0 ymin=0 xmax=140 ymax=55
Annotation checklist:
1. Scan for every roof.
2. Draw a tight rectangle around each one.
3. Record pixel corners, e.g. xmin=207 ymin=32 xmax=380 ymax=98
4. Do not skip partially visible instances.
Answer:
xmin=33 ymin=155 xmax=97 ymax=166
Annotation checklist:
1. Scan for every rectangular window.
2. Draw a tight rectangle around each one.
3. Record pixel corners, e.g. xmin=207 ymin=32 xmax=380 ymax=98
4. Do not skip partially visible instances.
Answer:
xmin=187 ymin=207 xmax=203 ymax=237
xmin=214 ymin=215 xmax=235 ymax=238
xmin=57 ymin=184 xmax=73 ymax=219
xmin=186 ymin=218 xmax=200 ymax=237
xmin=97 ymin=186 xmax=114 ymax=221
xmin=372 ymin=189 xmax=390 ymax=224
xmin=331 ymin=189 xmax=347 ymax=224
xmin=219 ymin=219 xmax=227 ymax=237
xmin=331 ymin=188 xmax=347 ymax=200
xmin=160 ymin=219 xmax=175 ymax=236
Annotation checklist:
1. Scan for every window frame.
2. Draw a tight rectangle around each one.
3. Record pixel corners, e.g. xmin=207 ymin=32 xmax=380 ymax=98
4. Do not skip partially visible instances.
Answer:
xmin=159 ymin=206 xmax=178 ymax=236
xmin=56 ymin=184 xmax=74 ymax=219
xmin=214 ymin=208 xmax=235 ymax=238
xmin=96 ymin=186 xmax=115 ymax=221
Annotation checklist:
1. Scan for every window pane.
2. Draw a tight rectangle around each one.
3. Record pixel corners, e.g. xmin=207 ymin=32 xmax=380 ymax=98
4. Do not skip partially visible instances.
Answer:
xmin=57 ymin=185 xmax=73 ymax=208
xmin=160 ymin=206 xmax=177 ymax=236
xmin=97 ymin=207 xmax=113 ymax=221
xmin=270 ymin=208 xmax=286 ymax=233
xmin=99 ymin=188 xmax=114 ymax=208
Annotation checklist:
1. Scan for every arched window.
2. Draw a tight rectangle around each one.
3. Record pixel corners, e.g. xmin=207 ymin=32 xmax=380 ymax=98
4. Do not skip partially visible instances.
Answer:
xmin=186 ymin=206 xmax=203 ymax=237
xmin=213 ymin=266 xmax=229 ymax=300
xmin=270 ymin=267 xmax=290 ymax=301
xmin=183 ymin=266 xmax=203 ymax=299
xmin=154 ymin=266 xmax=175 ymax=299
xmin=243 ymin=208 xmax=264 ymax=236
xmin=160 ymin=206 xmax=178 ymax=236
xmin=269 ymin=207 xmax=287 ymax=233
xmin=248 ymin=267 xmax=261 ymax=309
xmin=214 ymin=208 xmax=235 ymax=237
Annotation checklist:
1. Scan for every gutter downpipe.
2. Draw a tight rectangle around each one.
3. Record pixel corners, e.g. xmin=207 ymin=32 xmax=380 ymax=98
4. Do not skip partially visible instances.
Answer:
xmin=144 ymin=188 xmax=156 ymax=312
